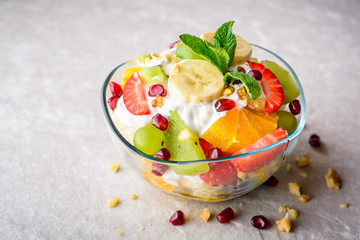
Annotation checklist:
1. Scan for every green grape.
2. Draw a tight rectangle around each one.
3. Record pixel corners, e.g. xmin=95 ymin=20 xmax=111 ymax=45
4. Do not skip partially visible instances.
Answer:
xmin=134 ymin=126 xmax=165 ymax=155
xmin=277 ymin=110 xmax=297 ymax=135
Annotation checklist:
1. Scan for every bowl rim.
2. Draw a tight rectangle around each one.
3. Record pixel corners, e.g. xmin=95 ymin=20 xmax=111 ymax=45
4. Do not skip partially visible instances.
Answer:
xmin=101 ymin=44 xmax=307 ymax=165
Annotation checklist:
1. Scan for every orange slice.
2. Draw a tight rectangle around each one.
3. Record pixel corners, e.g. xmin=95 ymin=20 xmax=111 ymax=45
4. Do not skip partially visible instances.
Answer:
xmin=202 ymin=107 xmax=279 ymax=154
xmin=227 ymin=109 xmax=260 ymax=153
xmin=243 ymin=107 xmax=278 ymax=137
xmin=201 ymin=108 xmax=239 ymax=152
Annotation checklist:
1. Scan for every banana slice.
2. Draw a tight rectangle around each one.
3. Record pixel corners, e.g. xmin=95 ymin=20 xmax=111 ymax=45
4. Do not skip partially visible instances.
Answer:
xmin=201 ymin=30 xmax=252 ymax=66
xmin=168 ymin=60 xmax=224 ymax=103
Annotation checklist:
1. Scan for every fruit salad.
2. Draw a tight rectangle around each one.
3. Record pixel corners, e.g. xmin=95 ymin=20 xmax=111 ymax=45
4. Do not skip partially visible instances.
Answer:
xmin=106 ymin=21 xmax=303 ymax=200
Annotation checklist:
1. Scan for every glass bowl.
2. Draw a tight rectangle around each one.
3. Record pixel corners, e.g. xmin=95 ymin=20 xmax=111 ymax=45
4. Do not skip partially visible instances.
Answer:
xmin=101 ymin=44 xmax=306 ymax=202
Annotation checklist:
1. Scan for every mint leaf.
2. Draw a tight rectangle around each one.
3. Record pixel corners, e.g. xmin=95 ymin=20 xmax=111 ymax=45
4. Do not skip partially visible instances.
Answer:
xmin=223 ymin=72 xmax=261 ymax=99
xmin=214 ymin=21 xmax=236 ymax=67
xmin=211 ymin=47 xmax=229 ymax=74
xmin=180 ymin=34 xmax=224 ymax=73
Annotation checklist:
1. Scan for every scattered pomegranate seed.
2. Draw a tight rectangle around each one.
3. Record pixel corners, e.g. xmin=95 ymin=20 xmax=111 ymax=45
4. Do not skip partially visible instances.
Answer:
xmin=215 ymin=99 xmax=235 ymax=112
xmin=207 ymin=148 xmax=223 ymax=159
xmin=151 ymin=113 xmax=169 ymax=131
xmin=263 ymin=176 xmax=278 ymax=187
xmin=247 ymin=69 xmax=262 ymax=81
xmin=169 ymin=41 xmax=181 ymax=49
xmin=109 ymin=81 xmax=123 ymax=97
xmin=169 ymin=210 xmax=185 ymax=226
xmin=216 ymin=207 xmax=235 ymax=224
xmin=107 ymin=96 xmax=120 ymax=111
xmin=251 ymin=215 xmax=270 ymax=229
xmin=309 ymin=134 xmax=321 ymax=147
xmin=148 ymin=84 xmax=167 ymax=97
xmin=289 ymin=99 xmax=301 ymax=115
xmin=153 ymin=148 xmax=171 ymax=160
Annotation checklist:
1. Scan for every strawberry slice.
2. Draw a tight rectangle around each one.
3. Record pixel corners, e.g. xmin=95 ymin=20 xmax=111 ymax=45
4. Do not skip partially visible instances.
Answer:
xmin=230 ymin=128 xmax=288 ymax=172
xmin=109 ymin=81 xmax=123 ymax=97
xmin=200 ymin=162 xmax=238 ymax=186
xmin=123 ymin=72 xmax=150 ymax=115
xmin=107 ymin=96 xmax=120 ymax=111
xmin=248 ymin=61 xmax=284 ymax=114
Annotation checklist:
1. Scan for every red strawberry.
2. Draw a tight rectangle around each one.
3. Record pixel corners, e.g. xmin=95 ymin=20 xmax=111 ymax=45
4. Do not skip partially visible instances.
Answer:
xmin=107 ymin=96 xmax=120 ymax=111
xmin=200 ymin=162 xmax=238 ymax=186
xmin=123 ymin=72 xmax=150 ymax=115
xmin=199 ymin=138 xmax=214 ymax=156
xmin=248 ymin=61 xmax=284 ymax=114
xmin=231 ymin=128 xmax=288 ymax=172
xmin=109 ymin=81 xmax=123 ymax=97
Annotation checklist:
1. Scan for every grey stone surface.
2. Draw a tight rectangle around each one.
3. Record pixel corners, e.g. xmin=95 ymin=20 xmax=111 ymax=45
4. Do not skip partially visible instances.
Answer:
xmin=1 ymin=0 xmax=359 ymax=239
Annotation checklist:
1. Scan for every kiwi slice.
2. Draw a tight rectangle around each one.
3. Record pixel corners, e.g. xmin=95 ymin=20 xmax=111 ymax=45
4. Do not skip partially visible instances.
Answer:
xmin=164 ymin=110 xmax=209 ymax=176
xmin=262 ymin=60 xmax=300 ymax=104
xmin=135 ymin=55 xmax=151 ymax=65
xmin=139 ymin=66 xmax=167 ymax=84
xmin=175 ymin=44 xmax=206 ymax=60
xmin=277 ymin=110 xmax=297 ymax=135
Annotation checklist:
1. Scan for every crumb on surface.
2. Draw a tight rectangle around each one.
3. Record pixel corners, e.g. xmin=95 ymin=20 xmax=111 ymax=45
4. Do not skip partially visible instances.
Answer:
xmin=286 ymin=164 xmax=292 ymax=172
xmin=110 ymin=162 xmax=120 ymax=173
xmin=130 ymin=194 xmax=138 ymax=200
xmin=296 ymin=155 xmax=310 ymax=167
xmin=278 ymin=206 xmax=298 ymax=219
xmin=340 ymin=203 xmax=348 ymax=209
xmin=289 ymin=182 xmax=302 ymax=197
xmin=299 ymin=194 xmax=310 ymax=203
xmin=325 ymin=168 xmax=341 ymax=190
xmin=200 ymin=208 xmax=211 ymax=222
xmin=300 ymin=172 xmax=307 ymax=178
xmin=239 ymin=203 xmax=244 ymax=207
xmin=107 ymin=197 xmax=120 ymax=207
xmin=117 ymin=231 xmax=124 ymax=236
xmin=139 ymin=227 xmax=145 ymax=231
xmin=276 ymin=213 xmax=291 ymax=232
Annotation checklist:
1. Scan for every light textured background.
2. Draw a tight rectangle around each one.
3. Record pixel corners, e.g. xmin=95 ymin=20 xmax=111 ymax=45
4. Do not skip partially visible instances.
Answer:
xmin=1 ymin=0 xmax=360 ymax=239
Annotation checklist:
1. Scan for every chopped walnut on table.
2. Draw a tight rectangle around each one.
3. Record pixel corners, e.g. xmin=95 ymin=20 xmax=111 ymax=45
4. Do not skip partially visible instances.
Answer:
xmin=340 ymin=203 xmax=348 ymax=209
xmin=296 ymin=155 xmax=310 ymax=167
xmin=200 ymin=208 xmax=211 ymax=222
xmin=289 ymin=182 xmax=310 ymax=203
xmin=278 ymin=206 xmax=298 ymax=219
xmin=325 ymin=168 xmax=341 ymax=190
xmin=109 ymin=162 xmax=120 ymax=173
xmin=276 ymin=213 xmax=291 ymax=232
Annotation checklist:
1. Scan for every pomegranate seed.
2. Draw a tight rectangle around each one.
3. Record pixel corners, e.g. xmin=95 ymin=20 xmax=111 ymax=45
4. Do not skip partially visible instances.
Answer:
xmin=199 ymin=138 xmax=214 ymax=156
xmin=153 ymin=148 xmax=171 ymax=160
xmin=169 ymin=210 xmax=185 ymax=226
xmin=216 ymin=207 xmax=235 ymax=223
xmin=207 ymin=148 xmax=223 ymax=159
xmin=151 ymin=113 xmax=169 ymax=131
xmin=148 ymin=84 xmax=167 ymax=97
xmin=309 ymin=134 xmax=321 ymax=147
xmin=107 ymin=96 xmax=120 ymax=111
xmin=215 ymin=99 xmax=235 ymax=112
xmin=251 ymin=215 xmax=270 ymax=229
xmin=169 ymin=41 xmax=180 ymax=49
xmin=289 ymin=99 xmax=301 ymax=115
xmin=109 ymin=81 xmax=123 ymax=97
xmin=247 ymin=69 xmax=262 ymax=80
xmin=263 ymin=176 xmax=278 ymax=187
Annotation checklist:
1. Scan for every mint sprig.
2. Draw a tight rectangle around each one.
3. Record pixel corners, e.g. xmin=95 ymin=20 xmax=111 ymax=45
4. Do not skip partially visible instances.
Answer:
xmin=214 ymin=21 xmax=236 ymax=67
xmin=178 ymin=21 xmax=237 ymax=74
xmin=223 ymin=72 xmax=261 ymax=99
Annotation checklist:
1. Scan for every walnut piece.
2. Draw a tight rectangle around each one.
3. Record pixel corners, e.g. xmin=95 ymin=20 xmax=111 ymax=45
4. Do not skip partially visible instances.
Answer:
xmin=151 ymin=95 xmax=163 ymax=108
xmin=296 ymin=155 xmax=310 ymax=167
xmin=109 ymin=162 xmax=120 ymax=173
xmin=223 ymin=86 xmax=235 ymax=97
xmin=200 ymin=208 xmax=211 ymax=222
xmin=325 ymin=168 xmax=341 ymax=190
xmin=276 ymin=213 xmax=291 ymax=232
xmin=289 ymin=182 xmax=302 ymax=197
xmin=237 ymin=87 xmax=247 ymax=104
xmin=107 ymin=197 xmax=120 ymax=207
xmin=248 ymin=97 xmax=265 ymax=111
xmin=278 ymin=206 xmax=298 ymax=219
xmin=299 ymin=194 xmax=310 ymax=203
